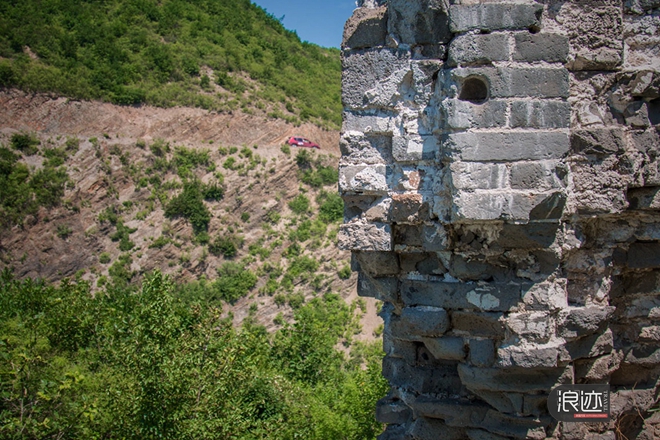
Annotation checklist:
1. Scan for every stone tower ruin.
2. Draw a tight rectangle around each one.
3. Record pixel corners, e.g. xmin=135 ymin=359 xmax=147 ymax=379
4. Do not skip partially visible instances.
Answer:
xmin=339 ymin=0 xmax=660 ymax=438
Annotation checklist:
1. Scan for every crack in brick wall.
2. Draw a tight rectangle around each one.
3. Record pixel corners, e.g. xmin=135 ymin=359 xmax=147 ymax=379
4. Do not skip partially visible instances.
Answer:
xmin=340 ymin=0 xmax=660 ymax=438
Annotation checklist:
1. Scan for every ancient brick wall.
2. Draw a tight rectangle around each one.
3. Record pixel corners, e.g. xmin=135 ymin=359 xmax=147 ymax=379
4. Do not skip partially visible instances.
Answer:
xmin=339 ymin=0 xmax=660 ymax=438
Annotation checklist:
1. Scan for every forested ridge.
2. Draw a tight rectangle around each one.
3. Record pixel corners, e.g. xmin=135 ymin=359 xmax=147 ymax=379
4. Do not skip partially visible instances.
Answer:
xmin=0 ymin=0 xmax=342 ymax=128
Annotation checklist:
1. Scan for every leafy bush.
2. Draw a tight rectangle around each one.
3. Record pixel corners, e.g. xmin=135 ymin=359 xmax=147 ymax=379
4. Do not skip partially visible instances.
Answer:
xmin=10 ymin=132 xmax=39 ymax=155
xmin=338 ymin=265 xmax=352 ymax=280
xmin=318 ymin=191 xmax=344 ymax=223
xmin=164 ymin=180 xmax=211 ymax=234
xmin=202 ymin=181 xmax=224 ymax=201
xmin=281 ymin=144 xmax=291 ymax=155
xmin=214 ymin=262 xmax=257 ymax=302
xmin=209 ymin=234 xmax=243 ymax=258
xmin=99 ymin=252 xmax=111 ymax=264
xmin=288 ymin=194 xmax=310 ymax=214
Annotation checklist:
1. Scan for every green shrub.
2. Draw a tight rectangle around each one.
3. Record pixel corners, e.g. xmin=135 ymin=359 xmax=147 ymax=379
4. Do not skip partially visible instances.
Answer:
xmin=280 ymin=144 xmax=291 ymax=155
xmin=241 ymin=212 xmax=250 ymax=223
xmin=202 ymin=181 xmax=224 ymax=201
xmin=318 ymin=191 xmax=344 ymax=223
xmin=214 ymin=262 xmax=257 ymax=302
xmin=99 ymin=252 xmax=111 ymax=264
xmin=164 ymin=180 xmax=210 ymax=234
xmin=56 ymin=224 xmax=72 ymax=239
xmin=265 ymin=210 xmax=281 ymax=224
xmin=338 ymin=264 xmax=352 ymax=280
xmin=10 ymin=132 xmax=40 ymax=155
xmin=223 ymin=157 xmax=236 ymax=170
xmin=288 ymin=194 xmax=309 ymax=214
xmin=209 ymin=234 xmax=243 ymax=258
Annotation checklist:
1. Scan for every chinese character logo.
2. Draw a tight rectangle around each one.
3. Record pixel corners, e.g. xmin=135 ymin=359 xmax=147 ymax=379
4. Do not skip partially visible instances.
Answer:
xmin=548 ymin=384 xmax=610 ymax=422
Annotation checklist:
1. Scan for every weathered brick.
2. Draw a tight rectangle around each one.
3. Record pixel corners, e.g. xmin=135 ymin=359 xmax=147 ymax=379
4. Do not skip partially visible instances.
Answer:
xmin=340 ymin=131 xmax=393 ymax=165
xmin=339 ymin=164 xmax=389 ymax=195
xmin=383 ymin=357 xmax=463 ymax=394
xmin=390 ymin=306 xmax=450 ymax=338
xmin=443 ymin=132 xmax=570 ymax=162
xmin=452 ymin=311 xmax=506 ymax=338
xmin=342 ymin=110 xmax=397 ymax=134
xmin=468 ymin=338 xmax=496 ymax=367
xmin=409 ymin=418 xmax=467 ymax=440
xmin=452 ymin=190 xmax=564 ymax=222
xmin=513 ymin=32 xmax=569 ymax=63
xmin=449 ymin=3 xmax=543 ymax=33
xmin=357 ymin=277 xmax=396 ymax=300
xmin=389 ymin=0 xmax=452 ymax=45
xmin=457 ymin=364 xmax=574 ymax=393
xmin=342 ymin=6 xmax=388 ymax=50
xmin=443 ymin=99 xmax=508 ymax=130
xmin=509 ymin=161 xmax=564 ymax=190
xmin=338 ymin=221 xmax=392 ymax=251
xmin=392 ymin=135 xmax=438 ymax=162
xmin=342 ymin=49 xmax=411 ymax=110
xmin=422 ymin=336 xmax=466 ymax=361
xmin=452 ymin=67 xmax=570 ymax=99
xmin=401 ymin=279 xmax=527 ymax=312
xmin=450 ymin=162 xmax=508 ymax=190
xmin=571 ymin=128 xmax=626 ymax=155
xmin=447 ymin=32 xmax=510 ymax=66
xmin=497 ymin=343 xmax=559 ymax=368
xmin=356 ymin=251 xmax=400 ymax=276
xmin=509 ymin=100 xmax=571 ymax=129
xmin=376 ymin=398 xmax=412 ymax=425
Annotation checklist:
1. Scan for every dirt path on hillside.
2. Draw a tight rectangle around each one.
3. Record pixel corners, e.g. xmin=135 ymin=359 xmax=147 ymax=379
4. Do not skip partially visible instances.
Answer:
xmin=0 ymin=89 xmax=340 ymax=153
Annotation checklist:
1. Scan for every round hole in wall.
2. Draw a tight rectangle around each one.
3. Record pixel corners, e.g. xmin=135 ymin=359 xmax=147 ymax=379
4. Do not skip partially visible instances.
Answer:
xmin=459 ymin=76 xmax=489 ymax=104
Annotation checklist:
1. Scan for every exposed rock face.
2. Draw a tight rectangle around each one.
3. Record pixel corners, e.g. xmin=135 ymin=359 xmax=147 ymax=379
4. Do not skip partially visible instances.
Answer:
xmin=340 ymin=1 xmax=660 ymax=438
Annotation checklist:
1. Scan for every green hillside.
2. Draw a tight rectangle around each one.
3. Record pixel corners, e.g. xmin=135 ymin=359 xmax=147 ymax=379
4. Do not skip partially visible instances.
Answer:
xmin=0 ymin=0 xmax=341 ymax=128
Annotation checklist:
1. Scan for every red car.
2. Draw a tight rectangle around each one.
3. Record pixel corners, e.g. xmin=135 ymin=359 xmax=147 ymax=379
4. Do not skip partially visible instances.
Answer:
xmin=286 ymin=136 xmax=320 ymax=149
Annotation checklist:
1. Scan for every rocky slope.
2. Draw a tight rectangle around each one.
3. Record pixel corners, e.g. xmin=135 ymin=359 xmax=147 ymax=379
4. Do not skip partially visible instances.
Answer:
xmin=0 ymin=89 xmax=381 ymax=339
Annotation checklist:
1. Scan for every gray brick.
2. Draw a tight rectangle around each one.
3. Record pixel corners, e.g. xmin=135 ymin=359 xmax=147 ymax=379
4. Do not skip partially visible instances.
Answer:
xmin=513 ymin=33 xmax=569 ymax=63
xmin=389 ymin=0 xmax=452 ymax=45
xmin=342 ymin=49 xmax=411 ymax=110
xmin=358 ymin=274 xmax=398 ymax=301
xmin=356 ymin=251 xmax=400 ymax=276
xmin=443 ymin=99 xmax=508 ymax=130
xmin=468 ymin=338 xmax=496 ymax=367
xmin=628 ymin=242 xmax=660 ymax=269
xmin=452 ymin=67 xmax=570 ymax=99
xmin=452 ymin=190 xmax=564 ymax=222
xmin=342 ymin=6 xmax=388 ymax=50
xmin=450 ymin=162 xmax=508 ymax=190
xmin=391 ymin=306 xmax=450 ymax=338
xmin=442 ymin=131 xmax=570 ymax=162
xmin=340 ymin=131 xmax=393 ymax=165
xmin=457 ymin=364 xmax=574 ymax=393
xmin=422 ymin=336 xmax=467 ymax=361
xmin=400 ymin=279 xmax=527 ymax=312
xmin=376 ymin=399 xmax=412 ymax=425
xmin=392 ymin=135 xmax=438 ymax=162
xmin=342 ymin=110 xmax=397 ymax=134
xmin=448 ymin=32 xmax=510 ymax=67
xmin=383 ymin=357 xmax=463 ymax=394
xmin=509 ymin=161 xmax=564 ymax=190
xmin=339 ymin=164 xmax=389 ymax=195
xmin=510 ymin=100 xmax=571 ymax=128
xmin=452 ymin=312 xmax=506 ymax=338
xmin=412 ymin=396 xmax=489 ymax=428
xmin=628 ymin=187 xmax=660 ymax=210
xmin=449 ymin=3 xmax=543 ymax=33
xmin=409 ymin=417 xmax=468 ymax=440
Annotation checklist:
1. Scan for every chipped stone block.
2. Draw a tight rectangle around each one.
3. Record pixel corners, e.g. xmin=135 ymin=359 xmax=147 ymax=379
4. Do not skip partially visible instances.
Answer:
xmin=442 ymin=99 xmax=508 ymax=130
xmin=388 ymin=0 xmax=452 ymax=46
xmin=513 ymin=32 xmax=570 ymax=63
xmin=390 ymin=193 xmax=425 ymax=223
xmin=339 ymin=164 xmax=389 ymax=195
xmin=390 ymin=306 xmax=450 ymax=338
xmin=342 ymin=49 xmax=411 ymax=110
xmin=468 ymin=338 xmax=496 ymax=367
xmin=498 ymin=343 xmax=559 ymax=368
xmin=451 ymin=67 xmax=570 ymax=99
xmin=422 ymin=336 xmax=466 ymax=361
xmin=448 ymin=3 xmax=543 ymax=33
xmin=383 ymin=357 xmax=462 ymax=394
xmin=392 ymin=135 xmax=438 ymax=162
xmin=452 ymin=312 xmax=506 ymax=338
xmin=560 ymin=329 xmax=614 ymax=362
xmin=449 ymin=162 xmax=508 ymax=190
xmin=505 ymin=312 xmax=554 ymax=342
xmin=383 ymin=332 xmax=417 ymax=360
xmin=521 ymin=280 xmax=568 ymax=311
xmin=447 ymin=32 xmax=510 ymax=66
xmin=342 ymin=6 xmax=388 ymax=50
xmin=408 ymin=417 xmax=467 ymax=440
xmin=457 ymin=364 xmax=574 ymax=393
xmin=443 ymin=132 xmax=570 ymax=162
xmin=509 ymin=100 xmax=571 ymax=129
xmin=340 ymin=131 xmax=393 ymax=165
xmin=356 ymin=251 xmax=400 ymax=276
xmin=557 ymin=306 xmax=615 ymax=340
xmin=343 ymin=110 xmax=397 ymax=134
xmin=509 ymin=161 xmax=565 ymax=190
xmin=413 ymin=396 xmax=489 ymax=428
xmin=338 ymin=221 xmax=392 ymax=251
xmin=452 ymin=190 xmax=564 ymax=222
xmin=401 ymin=279 xmax=527 ymax=312
xmin=358 ymin=273 xmax=399 ymax=302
